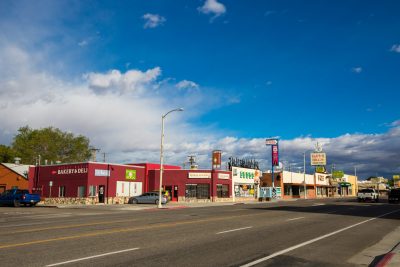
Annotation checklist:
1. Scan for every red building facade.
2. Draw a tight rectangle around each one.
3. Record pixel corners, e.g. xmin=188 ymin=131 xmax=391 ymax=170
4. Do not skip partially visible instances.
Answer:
xmin=28 ymin=162 xmax=233 ymax=204
xmin=29 ymin=162 xmax=145 ymax=204
xmin=148 ymin=169 xmax=232 ymax=202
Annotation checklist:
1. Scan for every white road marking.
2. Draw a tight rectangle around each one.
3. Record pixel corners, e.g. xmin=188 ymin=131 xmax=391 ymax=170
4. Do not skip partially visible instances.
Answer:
xmin=312 ymin=203 xmax=325 ymax=206
xmin=241 ymin=209 xmax=400 ymax=267
xmin=45 ymin=247 xmax=140 ymax=266
xmin=217 ymin=226 xmax=252 ymax=235
xmin=286 ymin=217 xmax=305 ymax=221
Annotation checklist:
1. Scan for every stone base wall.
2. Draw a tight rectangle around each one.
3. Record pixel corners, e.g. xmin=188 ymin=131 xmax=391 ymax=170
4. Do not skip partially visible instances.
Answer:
xmin=234 ymin=197 xmax=258 ymax=202
xmin=40 ymin=196 xmax=131 ymax=205
xmin=176 ymin=197 xmax=233 ymax=203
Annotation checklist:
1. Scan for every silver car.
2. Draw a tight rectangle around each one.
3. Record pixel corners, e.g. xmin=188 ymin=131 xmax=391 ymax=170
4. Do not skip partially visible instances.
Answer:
xmin=128 ymin=192 xmax=168 ymax=205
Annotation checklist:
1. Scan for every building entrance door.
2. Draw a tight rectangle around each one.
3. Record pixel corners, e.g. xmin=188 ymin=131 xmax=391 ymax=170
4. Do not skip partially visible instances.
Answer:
xmin=172 ymin=186 xmax=178 ymax=202
xmin=98 ymin=185 xmax=105 ymax=203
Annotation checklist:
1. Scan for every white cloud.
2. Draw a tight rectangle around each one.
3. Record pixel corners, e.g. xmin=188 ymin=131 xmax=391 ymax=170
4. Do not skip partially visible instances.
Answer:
xmin=390 ymin=44 xmax=400 ymax=53
xmin=198 ymin=0 xmax=226 ymax=19
xmin=78 ymin=40 xmax=88 ymax=47
xmin=352 ymin=67 xmax=363 ymax=73
xmin=1 ymin=43 xmax=400 ymax=180
xmin=176 ymin=80 xmax=199 ymax=90
xmin=85 ymin=68 xmax=161 ymax=94
xmin=142 ymin=13 xmax=166 ymax=29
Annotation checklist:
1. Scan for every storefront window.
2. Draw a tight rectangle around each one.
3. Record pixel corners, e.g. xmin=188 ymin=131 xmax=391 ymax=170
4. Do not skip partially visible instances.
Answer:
xmin=89 ymin=185 xmax=96 ymax=197
xmin=185 ymin=184 xmax=210 ymax=199
xmin=185 ymin=184 xmax=197 ymax=199
xmin=284 ymin=185 xmax=291 ymax=196
xmin=235 ymin=184 xmax=254 ymax=197
xmin=217 ymin=184 xmax=229 ymax=198
xmin=196 ymin=184 xmax=210 ymax=199
xmin=59 ymin=186 xmax=65 ymax=197
xmin=77 ymin=186 xmax=86 ymax=198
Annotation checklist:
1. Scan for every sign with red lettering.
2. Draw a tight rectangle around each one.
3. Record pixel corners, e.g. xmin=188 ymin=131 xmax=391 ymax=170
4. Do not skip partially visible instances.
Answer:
xmin=310 ymin=152 xmax=327 ymax=166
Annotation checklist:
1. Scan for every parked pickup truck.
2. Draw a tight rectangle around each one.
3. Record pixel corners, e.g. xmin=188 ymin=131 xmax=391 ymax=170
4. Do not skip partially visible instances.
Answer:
xmin=388 ymin=188 xmax=400 ymax=204
xmin=357 ymin=188 xmax=379 ymax=202
xmin=0 ymin=189 xmax=41 ymax=207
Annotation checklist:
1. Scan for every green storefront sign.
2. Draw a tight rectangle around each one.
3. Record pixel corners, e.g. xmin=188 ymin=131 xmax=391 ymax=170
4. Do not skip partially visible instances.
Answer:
xmin=126 ymin=169 xmax=137 ymax=180
xmin=240 ymin=171 xmax=254 ymax=179
xmin=332 ymin=170 xmax=344 ymax=179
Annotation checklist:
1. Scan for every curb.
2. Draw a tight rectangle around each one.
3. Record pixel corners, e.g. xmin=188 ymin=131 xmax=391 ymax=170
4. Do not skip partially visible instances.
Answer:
xmin=375 ymin=242 xmax=400 ymax=267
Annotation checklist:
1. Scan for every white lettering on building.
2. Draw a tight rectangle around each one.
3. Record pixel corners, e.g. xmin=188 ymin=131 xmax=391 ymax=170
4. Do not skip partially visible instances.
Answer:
xmin=57 ymin=167 xmax=88 ymax=175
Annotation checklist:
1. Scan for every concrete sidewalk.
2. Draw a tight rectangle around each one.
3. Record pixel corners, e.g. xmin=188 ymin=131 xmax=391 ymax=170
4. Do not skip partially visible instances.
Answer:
xmin=349 ymin=225 xmax=400 ymax=267
xmin=374 ymin=241 xmax=400 ymax=267
xmin=38 ymin=197 xmax=299 ymax=210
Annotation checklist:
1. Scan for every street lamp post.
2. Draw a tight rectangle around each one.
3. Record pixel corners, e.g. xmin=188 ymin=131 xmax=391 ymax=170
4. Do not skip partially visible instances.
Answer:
xmin=158 ymin=108 xmax=184 ymax=208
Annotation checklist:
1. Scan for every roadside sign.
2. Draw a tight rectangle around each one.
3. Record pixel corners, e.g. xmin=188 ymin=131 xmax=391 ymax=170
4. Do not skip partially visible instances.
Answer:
xmin=393 ymin=175 xmax=400 ymax=180
xmin=265 ymin=139 xmax=278 ymax=145
xmin=332 ymin=170 xmax=344 ymax=179
xmin=311 ymin=152 xmax=327 ymax=166
xmin=49 ymin=181 xmax=53 ymax=187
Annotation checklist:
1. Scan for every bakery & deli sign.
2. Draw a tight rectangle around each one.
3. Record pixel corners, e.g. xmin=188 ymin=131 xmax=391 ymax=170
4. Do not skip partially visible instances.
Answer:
xmin=188 ymin=172 xmax=211 ymax=179
xmin=54 ymin=167 xmax=88 ymax=175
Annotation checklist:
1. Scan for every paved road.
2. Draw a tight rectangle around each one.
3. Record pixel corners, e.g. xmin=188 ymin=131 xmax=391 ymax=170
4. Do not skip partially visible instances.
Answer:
xmin=0 ymin=198 xmax=399 ymax=267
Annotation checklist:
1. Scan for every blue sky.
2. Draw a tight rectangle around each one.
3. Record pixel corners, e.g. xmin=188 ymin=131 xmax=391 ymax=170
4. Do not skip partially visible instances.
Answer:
xmin=1 ymin=0 xmax=400 ymax=178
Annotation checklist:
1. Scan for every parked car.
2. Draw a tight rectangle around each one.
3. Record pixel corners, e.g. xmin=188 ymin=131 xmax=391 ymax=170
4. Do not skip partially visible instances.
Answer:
xmin=357 ymin=188 xmax=379 ymax=202
xmin=0 ymin=189 xmax=41 ymax=207
xmin=128 ymin=192 xmax=168 ymax=205
xmin=388 ymin=188 xmax=400 ymax=204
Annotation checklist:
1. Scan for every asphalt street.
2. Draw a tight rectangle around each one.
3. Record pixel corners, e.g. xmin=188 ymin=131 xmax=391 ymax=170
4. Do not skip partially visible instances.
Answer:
xmin=0 ymin=198 xmax=399 ymax=267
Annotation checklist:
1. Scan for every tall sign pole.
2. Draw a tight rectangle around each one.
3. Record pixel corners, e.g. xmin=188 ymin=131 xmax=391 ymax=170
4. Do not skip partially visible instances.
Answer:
xmin=266 ymin=138 xmax=279 ymax=197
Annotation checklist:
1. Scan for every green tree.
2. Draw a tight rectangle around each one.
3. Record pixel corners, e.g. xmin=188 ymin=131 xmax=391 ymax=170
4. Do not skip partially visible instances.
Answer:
xmin=0 ymin=144 xmax=16 ymax=163
xmin=11 ymin=126 xmax=92 ymax=165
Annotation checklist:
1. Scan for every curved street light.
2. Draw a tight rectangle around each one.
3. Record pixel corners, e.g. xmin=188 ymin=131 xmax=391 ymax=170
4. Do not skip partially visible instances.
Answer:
xmin=158 ymin=108 xmax=184 ymax=208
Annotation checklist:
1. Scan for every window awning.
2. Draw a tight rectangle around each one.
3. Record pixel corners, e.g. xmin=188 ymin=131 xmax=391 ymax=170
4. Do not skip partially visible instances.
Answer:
xmin=339 ymin=182 xmax=352 ymax=187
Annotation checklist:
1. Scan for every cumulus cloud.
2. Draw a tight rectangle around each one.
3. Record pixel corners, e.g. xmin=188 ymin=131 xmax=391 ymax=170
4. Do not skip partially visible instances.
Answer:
xmin=390 ymin=44 xmax=400 ymax=53
xmin=198 ymin=0 xmax=226 ymax=19
xmin=0 ymin=43 xmax=230 ymax=165
xmin=352 ymin=67 xmax=363 ymax=73
xmin=142 ymin=13 xmax=166 ymax=29
xmin=176 ymin=80 xmax=199 ymax=90
xmin=85 ymin=68 xmax=161 ymax=94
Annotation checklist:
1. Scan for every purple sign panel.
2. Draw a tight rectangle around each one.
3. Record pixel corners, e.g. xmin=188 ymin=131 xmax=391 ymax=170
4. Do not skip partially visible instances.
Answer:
xmin=272 ymin=145 xmax=279 ymax=166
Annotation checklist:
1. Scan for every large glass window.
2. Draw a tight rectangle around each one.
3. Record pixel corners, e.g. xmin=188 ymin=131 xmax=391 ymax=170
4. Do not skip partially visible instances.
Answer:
xmin=284 ymin=185 xmax=291 ymax=196
xmin=185 ymin=184 xmax=210 ymax=199
xmin=196 ymin=184 xmax=210 ymax=199
xmin=59 ymin=186 xmax=65 ymax=197
xmin=217 ymin=184 xmax=229 ymax=198
xmin=185 ymin=184 xmax=197 ymax=199
xmin=89 ymin=185 xmax=96 ymax=197
xmin=77 ymin=186 xmax=86 ymax=198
